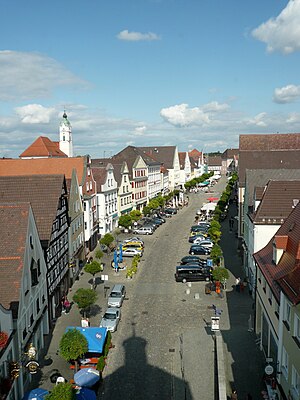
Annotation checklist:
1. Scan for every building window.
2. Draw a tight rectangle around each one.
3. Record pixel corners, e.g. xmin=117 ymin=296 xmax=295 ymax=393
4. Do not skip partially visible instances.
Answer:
xmin=36 ymin=298 xmax=40 ymax=313
xmin=285 ymin=302 xmax=291 ymax=330
xmin=294 ymin=315 xmax=300 ymax=343
xmin=89 ymin=181 xmax=92 ymax=190
xmin=268 ymin=288 xmax=273 ymax=306
xmin=30 ymin=259 xmax=38 ymax=286
xmin=29 ymin=235 xmax=34 ymax=249
xmin=282 ymin=347 xmax=289 ymax=379
xmin=291 ymin=366 xmax=300 ymax=398
xmin=86 ymin=182 xmax=89 ymax=191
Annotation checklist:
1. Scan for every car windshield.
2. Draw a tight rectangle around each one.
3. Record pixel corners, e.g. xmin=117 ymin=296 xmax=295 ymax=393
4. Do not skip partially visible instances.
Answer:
xmin=110 ymin=292 xmax=120 ymax=298
xmin=104 ymin=313 xmax=116 ymax=320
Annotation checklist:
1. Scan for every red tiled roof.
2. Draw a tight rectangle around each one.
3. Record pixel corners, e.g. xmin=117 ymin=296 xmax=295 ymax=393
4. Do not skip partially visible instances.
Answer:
xmin=0 ymin=203 xmax=30 ymax=310
xmin=178 ymin=152 xmax=186 ymax=169
xmin=0 ymin=157 xmax=86 ymax=185
xmin=19 ymin=136 xmax=67 ymax=158
xmin=253 ymin=180 xmax=300 ymax=224
xmin=0 ymin=175 xmax=66 ymax=243
xmin=239 ymin=133 xmax=300 ymax=151
xmin=254 ymin=202 xmax=300 ymax=305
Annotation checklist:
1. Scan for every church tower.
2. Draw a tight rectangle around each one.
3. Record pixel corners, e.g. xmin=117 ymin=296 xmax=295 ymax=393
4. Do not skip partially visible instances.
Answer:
xmin=59 ymin=111 xmax=73 ymax=157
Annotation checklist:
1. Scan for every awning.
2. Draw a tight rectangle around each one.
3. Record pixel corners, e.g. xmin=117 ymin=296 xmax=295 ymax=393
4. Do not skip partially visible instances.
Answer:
xmin=66 ymin=327 xmax=107 ymax=354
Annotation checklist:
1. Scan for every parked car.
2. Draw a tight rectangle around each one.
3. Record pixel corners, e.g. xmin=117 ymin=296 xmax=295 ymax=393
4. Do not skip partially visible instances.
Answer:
xmin=133 ymin=226 xmax=153 ymax=235
xmin=189 ymin=245 xmax=210 ymax=255
xmin=190 ymin=225 xmax=209 ymax=234
xmin=165 ymin=208 xmax=177 ymax=215
xmin=151 ymin=217 xmax=164 ymax=225
xmin=196 ymin=239 xmax=214 ymax=249
xmin=180 ymin=255 xmax=201 ymax=264
xmin=122 ymin=241 xmax=144 ymax=250
xmin=152 ymin=214 xmax=166 ymax=223
xmin=108 ymin=284 xmax=126 ymax=307
xmin=123 ymin=237 xmax=144 ymax=245
xmin=99 ymin=307 xmax=121 ymax=332
xmin=140 ymin=219 xmax=157 ymax=230
xmin=175 ymin=265 xmax=211 ymax=283
xmin=122 ymin=247 xmax=143 ymax=257
xmin=189 ymin=234 xmax=207 ymax=243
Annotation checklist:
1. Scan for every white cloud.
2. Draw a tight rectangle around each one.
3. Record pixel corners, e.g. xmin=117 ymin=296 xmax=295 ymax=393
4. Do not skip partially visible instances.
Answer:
xmin=0 ymin=50 xmax=90 ymax=101
xmin=252 ymin=0 xmax=300 ymax=54
xmin=116 ymin=30 xmax=160 ymax=41
xmin=15 ymin=104 xmax=56 ymax=124
xmin=245 ymin=112 xmax=267 ymax=127
xmin=133 ymin=126 xmax=147 ymax=136
xmin=273 ymin=84 xmax=300 ymax=103
xmin=286 ymin=112 xmax=300 ymax=123
xmin=160 ymin=102 xmax=230 ymax=127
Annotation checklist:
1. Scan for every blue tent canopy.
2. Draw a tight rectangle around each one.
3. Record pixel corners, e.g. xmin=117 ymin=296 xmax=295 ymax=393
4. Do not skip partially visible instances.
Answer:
xmin=66 ymin=327 xmax=107 ymax=354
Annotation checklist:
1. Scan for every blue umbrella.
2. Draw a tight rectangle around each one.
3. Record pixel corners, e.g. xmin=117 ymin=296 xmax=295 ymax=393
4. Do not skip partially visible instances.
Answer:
xmin=74 ymin=368 xmax=100 ymax=388
xmin=113 ymin=250 xmax=118 ymax=271
xmin=119 ymin=243 xmax=123 ymax=263
xmin=22 ymin=388 xmax=49 ymax=400
xmin=76 ymin=388 xmax=97 ymax=400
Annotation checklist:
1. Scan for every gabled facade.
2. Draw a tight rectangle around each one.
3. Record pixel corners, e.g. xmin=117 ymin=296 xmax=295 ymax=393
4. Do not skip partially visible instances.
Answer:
xmin=254 ymin=202 xmax=300 ymax=400
xmin=138 ymin=146 xmax=181 ymax=191
xmin=112 ymin=147 xmax=149 ymax=211
xmin=221 ymin=148 xmax=238 ymax=176
xmin=108 ymin=161 xmax=133 ymax=216
xmin=91 ymin=160 xmax=118 ymax=235
xmin=178 ymin=152 xmax=191 ymax=188
xmin=0 ymin=157 xmax=87 ymax=270
xmin=0 ymin=175 xmax=69 ymax=324
xmin=244 ymin=179 xmax=300 ymax=296
xmin=0 ymin=203 xmax=48 ymax=400
xmin=207 ymin=155 xmax=222 ymax=174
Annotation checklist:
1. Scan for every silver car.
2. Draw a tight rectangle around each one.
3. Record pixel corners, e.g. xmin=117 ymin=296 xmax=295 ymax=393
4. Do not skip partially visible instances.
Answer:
xmin=100 ymin=308 xmax=121 ymax=332
xmin=122 ymin=247 xmax=143 ymax=257
xmin=107 ymin=284 xmax=126 ymax=307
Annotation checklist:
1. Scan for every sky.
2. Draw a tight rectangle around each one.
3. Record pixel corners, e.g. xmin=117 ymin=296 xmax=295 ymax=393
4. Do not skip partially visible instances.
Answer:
xmin=1 ymin=0 xmax=300 ymax=158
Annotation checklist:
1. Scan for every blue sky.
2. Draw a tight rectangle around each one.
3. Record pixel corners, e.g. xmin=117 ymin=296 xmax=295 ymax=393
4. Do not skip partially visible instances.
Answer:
xmin=1 ymin=0 xmax=300 ymax=158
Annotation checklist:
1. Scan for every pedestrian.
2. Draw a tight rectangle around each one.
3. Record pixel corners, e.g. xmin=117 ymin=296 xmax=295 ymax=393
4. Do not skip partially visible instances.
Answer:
xmin=231 ymin=390 xmax=238 ymax=400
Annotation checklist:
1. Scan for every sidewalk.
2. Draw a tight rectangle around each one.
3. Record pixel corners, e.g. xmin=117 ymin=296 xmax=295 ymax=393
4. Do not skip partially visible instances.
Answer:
xmin=220 ymin=201 xmax=266 ymax=399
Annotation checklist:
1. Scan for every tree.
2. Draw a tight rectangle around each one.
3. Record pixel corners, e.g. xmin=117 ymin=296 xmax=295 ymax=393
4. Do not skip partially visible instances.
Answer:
xmin=130 ymin=210 xmax=142 ymax=222
xmin=84 ymin=260 xmax=103 ymax=289
xmin=100 ymin=233 xmax=115 ymax=252
xmin=143 ymin=205 xmax=151 ymax=216
xmin=118 ymin=214 xmax=132 ymax=229
xmin=210 ymin=244 xmax=223 ymax=266
xmin=59 ymin=329 xmax=88 ymax=372
xmin=95 ymin=249 xmax=104 ymax=261
xmin=73 ymin=288 xmax=97 ymax=316
xmin=212 ymin=267 xmax=229 ymax=284
xmin=44 ymin=383 xmax=76 ymax=400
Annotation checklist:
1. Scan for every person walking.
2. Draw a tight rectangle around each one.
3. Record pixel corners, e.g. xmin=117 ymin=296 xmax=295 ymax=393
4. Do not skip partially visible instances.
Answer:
xmin=231 ymin=389 xmax=238 ymax=399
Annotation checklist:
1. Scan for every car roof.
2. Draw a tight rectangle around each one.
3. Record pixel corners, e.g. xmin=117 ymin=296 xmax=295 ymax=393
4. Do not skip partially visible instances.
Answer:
xmin=106 ymin=307 xmax=118 ymax=313
xmin=110 ymin=284 xmax=125 ymax=292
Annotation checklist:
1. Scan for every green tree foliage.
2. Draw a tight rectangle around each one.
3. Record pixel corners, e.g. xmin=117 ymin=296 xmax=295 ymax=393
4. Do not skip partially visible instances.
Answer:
xmin=100 ymin=233 xmax=114 ymax=247
xmin=95 ymin=249 xmax=104 ymax=261
xmin=118 ymin=214 xmax=132 ymax=229
xmin=73 ymin=288 xmax=97 ymax=315
xmin=45 ymin=382 xmax=76 ymax=400
xmin=96 ymin=355 xmax=105 ymax=372
xmin=59 ymin=329 xmax=88 ymax=371
xmin=84 ymin=260 xmax=103 ymax=288
xmin=143 ymin=205 xmax=151 ymax=216
xmin=130 ymin=210 xmax=142 ymax=221
xmin=210 ymin=244 xmax=223 ymax=266
xmin=103 ymin=331 xmax=112 ymax=357
xmin=212 ymin=267 xmax=229 ymax=282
